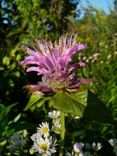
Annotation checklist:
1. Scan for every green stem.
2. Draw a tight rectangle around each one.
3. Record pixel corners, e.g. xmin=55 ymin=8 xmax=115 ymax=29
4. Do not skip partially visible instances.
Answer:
xmin=59 ymin=112 xmax=65 ymax=156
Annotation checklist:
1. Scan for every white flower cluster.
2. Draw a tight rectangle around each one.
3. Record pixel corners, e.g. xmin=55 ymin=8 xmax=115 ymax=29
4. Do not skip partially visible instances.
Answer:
xmin=79 ymin=51 xmax=117 ymax=65
xmin=108 ymin=138 xmax=117 ymax=155
xmin=78 ymin=53 xmax=100 ymax=64
xmin=31 ymin=122 xmax=57 ymax=156
xmin=66 ymin=141 xmax=102 ymax=156
xmin=48 ymin=110 xmax=61 ymax=134
xmin=31 ymin=110 xmax=61 ymax=156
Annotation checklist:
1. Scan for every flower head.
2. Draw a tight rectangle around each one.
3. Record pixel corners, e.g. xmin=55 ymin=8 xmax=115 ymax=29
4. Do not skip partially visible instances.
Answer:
xmin=108 ymin=138 xmax=117 ymax=147
xmin=21 ymin=34 xmax=91 ymax=94
xmin=73 ymin=142 xmax=84 ymax=154
xmin=52 ymin=123 xmax=61 ymax=134
xmin=37 ymin=122 xmax=50 ymax=138
xmin=92 ymin=142 xmax=102 ymax=151
xmin=31 ymin=132 xmax=56 ymax=156
xmin=48 ymin=110 xmax=61 ymax=119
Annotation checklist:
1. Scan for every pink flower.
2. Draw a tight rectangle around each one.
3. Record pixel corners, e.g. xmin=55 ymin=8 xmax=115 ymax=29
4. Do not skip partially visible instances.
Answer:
xmin=21 ymin=34 xmax=91 ymax=94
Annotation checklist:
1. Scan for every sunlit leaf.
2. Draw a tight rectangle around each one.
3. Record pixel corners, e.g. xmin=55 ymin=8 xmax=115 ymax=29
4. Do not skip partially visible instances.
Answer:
xmin=50 ymin=91 xmax=86 ymax=117
xmin=24 ymin=92 xmax=43 ymax=111
xmin=72 ymin=90 xmax=88 ymax=106
xmin=2 ymin=56 xmax=10 ymax=66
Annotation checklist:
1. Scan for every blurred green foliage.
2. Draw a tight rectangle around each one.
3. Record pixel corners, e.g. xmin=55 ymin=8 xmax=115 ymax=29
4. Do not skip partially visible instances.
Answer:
xmin=67 ymin=5 xmax=117 ymax=121
xmin=0 ymin=0 xmax=77 ymax=105
xmin=0 ymin=0 xmax=117 ymax=155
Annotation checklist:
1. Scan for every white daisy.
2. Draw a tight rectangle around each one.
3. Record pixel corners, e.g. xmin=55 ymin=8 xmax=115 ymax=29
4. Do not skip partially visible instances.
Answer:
xmin=37 ymin=122 xmax=49 ymax=138
xmin=30 ymin=132 xmax=42 ymax=142
xmin=92 ymin=142 xmax=102 ymax=151
xmin=32 ymin=137 xmax=51 ymax=155
xmin=52 ymin=117 xmax=61 ymax=126
xmin=31 ymin=132 xmax=56 ymax=155
xmin=73 ymin=142 xmax=84 ymax=155
xmin=52 ymin=123 xmax=61 ymax=134
xmin=108 ymin=138 xmax=117 ymax=147
xmin=48 ymin=110 xmax=61 ymax=119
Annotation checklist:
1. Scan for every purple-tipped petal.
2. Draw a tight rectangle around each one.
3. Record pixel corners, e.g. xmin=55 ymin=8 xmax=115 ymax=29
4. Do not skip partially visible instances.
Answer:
xmin=80 ymin=78 xmax=93 ymax=84
xmin=78 ymin=62 xmax=86 ymax=67
xmin=67 ymin=81 xmax=80 ymax=92
xmin=24 ymin=83 xmax=54 ymax=94
xmin=44 ymin=57 xmax=54 ymax=69
xmin=68 ymin=43 xmax=86 ymax=57
xmin=27 ymin=67 xmax=40 ymax=73
xmin=69 ymin=62 xmax=86 ymax=72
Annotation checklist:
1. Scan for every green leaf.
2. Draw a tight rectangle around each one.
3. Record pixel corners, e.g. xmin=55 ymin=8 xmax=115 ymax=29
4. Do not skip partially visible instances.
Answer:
xmin=83 ymin=91 xmax=114 ymax=124
xmin=2 ymin=56 xmax=10 ymax=66
xmin=0 ymin=103 xmax=16 ymax=119
xmin=24 ymin=92 xmax=44 ymax=111
xmin=30 ymin=96 xmax=50 ymax=111
xmin=50 ymin=91 xmax=87 ymax=117
xmin=50 ymin=90 xmax=114 ymax=124
xmin=72 ymin=90 xmax=88 ymax=106
xmin=0 ymin=103 xmax=16 ymax=132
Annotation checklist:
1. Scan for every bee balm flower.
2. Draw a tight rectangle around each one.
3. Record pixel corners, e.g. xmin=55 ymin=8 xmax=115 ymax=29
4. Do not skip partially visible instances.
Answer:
xmin=21 ymin=35 xmax=91 ymax=94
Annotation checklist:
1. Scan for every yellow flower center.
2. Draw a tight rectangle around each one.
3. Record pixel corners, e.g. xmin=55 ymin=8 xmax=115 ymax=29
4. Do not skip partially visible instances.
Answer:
xmin=53 ymin=126 xmax=61 ymax=134
xmin=52 ymin=114 xmax=57 ymax=118
xmin=39 ymin=143 xmax=48 ymax=151
xmin=42 ymin=127 xmax=49 ymax=133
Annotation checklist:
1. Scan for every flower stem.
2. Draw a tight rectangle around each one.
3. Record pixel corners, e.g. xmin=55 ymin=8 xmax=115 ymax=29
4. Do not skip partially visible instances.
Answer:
xmin=59 ymin=112 xmax=65 ymax=156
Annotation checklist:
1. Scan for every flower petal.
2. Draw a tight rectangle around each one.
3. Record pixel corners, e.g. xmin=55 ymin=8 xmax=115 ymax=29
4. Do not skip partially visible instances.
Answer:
xmin=24 ymin=83 xmax=54 ymax=94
